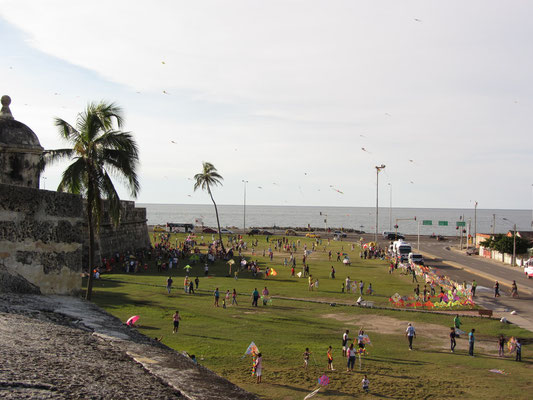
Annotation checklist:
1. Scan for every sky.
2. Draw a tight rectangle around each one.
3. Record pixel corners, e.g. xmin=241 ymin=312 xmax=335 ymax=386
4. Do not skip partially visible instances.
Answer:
xmin=1 ymin=0 xmax=533 ymax=210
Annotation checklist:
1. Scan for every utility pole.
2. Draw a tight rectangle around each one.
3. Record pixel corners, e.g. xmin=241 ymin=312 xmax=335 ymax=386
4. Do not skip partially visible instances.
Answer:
xmin=375 ymin=164 xmax=386 ymax=243
xmin=513 ymin=223 xmax=517 ymax=267
xmin=320 ymin=212 xmax=328 ymax=233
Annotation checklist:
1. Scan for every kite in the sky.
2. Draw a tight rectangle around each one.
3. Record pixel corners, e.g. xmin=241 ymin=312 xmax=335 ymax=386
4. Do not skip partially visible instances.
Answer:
xmin=359 ymin=134 xmax=366 ymax=138
xmin=161 ymin=61 xmax=166 ymax=64
xmin=272 ymin=182 xmax=279 ymax=186
xmin=410 ymin=181 xmax=414 ymax=184
xmin=257 ymin=186 xmax=263 ymax=189
xmin=385 ymin=112 xmax=391 ymax=116
xmin=330 ymin=186 xmax=344 ymax=194
xmin=414 ymin=18 xmax=422 ymax=22
xmin=361 ymin=147 xmax=371 ymax=154
xmin=409 ymin=159 xmax=414 ymax=163
xmin=171 ymin=140 xmax=177 ymax=144
xmin=163 ymin=90 xmax=170 ymax=95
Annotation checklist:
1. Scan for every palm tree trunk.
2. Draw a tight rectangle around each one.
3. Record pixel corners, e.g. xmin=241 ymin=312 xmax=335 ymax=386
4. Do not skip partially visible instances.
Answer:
xmin=86 ymin=187 xmax=95 ymax=300
xmin=208 ymin=185 xmax=226 ymax=254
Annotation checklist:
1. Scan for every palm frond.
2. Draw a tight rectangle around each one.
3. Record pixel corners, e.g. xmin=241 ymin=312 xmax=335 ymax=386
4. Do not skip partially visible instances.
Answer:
xmin=54 ymin=118 xmax=81 ymax=144
xmin=38 ymin=148 xmax=73 ymax=173
xmin=57 ymin=158 xmax=86 ymax=194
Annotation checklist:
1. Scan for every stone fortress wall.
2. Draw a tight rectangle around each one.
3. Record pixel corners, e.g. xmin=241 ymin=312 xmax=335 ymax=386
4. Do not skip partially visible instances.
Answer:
xmin=0 ymin=95 xmax=150 ymax=294
xmin=85 ymin=200 xmax=151 ymax=265
xmin=0 ymin=183 xmax=84 ymax=294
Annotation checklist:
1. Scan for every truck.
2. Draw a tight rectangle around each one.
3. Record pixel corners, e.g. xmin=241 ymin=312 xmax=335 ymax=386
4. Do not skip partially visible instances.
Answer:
xmin=393 ymin=240 xmax=412 ymax=262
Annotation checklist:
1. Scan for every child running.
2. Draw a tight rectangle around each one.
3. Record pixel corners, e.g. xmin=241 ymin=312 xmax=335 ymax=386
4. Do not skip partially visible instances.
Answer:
xmin=362 ymin=375 xmax=370 ymax=393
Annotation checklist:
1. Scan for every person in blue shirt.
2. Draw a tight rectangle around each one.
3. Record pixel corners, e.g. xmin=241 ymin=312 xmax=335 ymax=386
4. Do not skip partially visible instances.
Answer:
xmin=213 ymin=287 xmax=220 ymax=307
xmin=468 ymin=329 xmax=476 ymax=356
xmin=516 ymin=339 xmax=522 ymax=362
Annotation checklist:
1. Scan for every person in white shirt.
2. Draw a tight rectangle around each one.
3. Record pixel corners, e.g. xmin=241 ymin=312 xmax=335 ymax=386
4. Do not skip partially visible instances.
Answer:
xmin=405 ymin=323 xmax=416 ymax=350
xmin=362 ymin=375 xmax=370 ymax=393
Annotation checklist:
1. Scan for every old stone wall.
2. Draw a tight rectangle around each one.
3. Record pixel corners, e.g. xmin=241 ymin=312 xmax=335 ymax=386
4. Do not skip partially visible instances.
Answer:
xmin=83 ymin=200 xmax=150 ymax=265
xmin=0 ymin=183 xmax=83 ymax=294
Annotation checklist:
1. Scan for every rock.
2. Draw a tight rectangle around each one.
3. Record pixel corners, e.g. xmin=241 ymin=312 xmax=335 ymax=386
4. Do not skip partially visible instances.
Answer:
xmin=0 ymin=262 xmax=41 ymax=294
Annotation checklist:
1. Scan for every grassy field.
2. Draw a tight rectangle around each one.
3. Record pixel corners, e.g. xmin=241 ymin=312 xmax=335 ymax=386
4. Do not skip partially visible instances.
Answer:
xmin=91 ymin=233 xmax=533 ymax=399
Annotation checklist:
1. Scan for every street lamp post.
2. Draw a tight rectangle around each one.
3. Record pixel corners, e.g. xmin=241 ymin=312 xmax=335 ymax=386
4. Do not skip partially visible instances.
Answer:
xmin=320 ymin=212 xmax=328 ymax=233
xmin=242 ymin=180 xmax=248 ymax=232
xmin=388 ymin=183 xmax=392 ymax=231
xmin=503 ymin=218 xmax=517 ymax=266
xmin=375 ymin=164 xmax=386 ymax=243
xmin=474 ymin=201 xmax=478 ymax=248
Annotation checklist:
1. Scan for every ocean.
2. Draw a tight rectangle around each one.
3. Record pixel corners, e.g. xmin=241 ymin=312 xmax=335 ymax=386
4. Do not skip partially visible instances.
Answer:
xmin=138 ymin=203 xmax=533 ymax=236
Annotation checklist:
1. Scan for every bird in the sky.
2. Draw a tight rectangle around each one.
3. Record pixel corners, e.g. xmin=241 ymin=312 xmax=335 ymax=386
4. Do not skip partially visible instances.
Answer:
xmin=414 ymin=18 xmax=422 ymax=22
xmin=410 ymin=181 xmax=414 ymax=184
xmin=409 ymin=159 xmax=414 ymax=163
xmin=163 ymin=90 xmax=170 ymax=95
xmin=171 ymin=140 xmax=177 ymax=144
xmin=272 ymin=182 xmax=279 ymax=186
xmin=257 ymin=186 xmax=263 ymax=189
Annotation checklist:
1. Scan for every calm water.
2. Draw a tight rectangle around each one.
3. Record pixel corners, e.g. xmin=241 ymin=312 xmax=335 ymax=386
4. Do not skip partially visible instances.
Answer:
xmin=138 ymin=203 xmax=533 ymax=236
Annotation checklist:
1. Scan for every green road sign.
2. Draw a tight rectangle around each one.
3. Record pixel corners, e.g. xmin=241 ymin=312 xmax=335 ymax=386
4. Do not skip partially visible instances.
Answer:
xmin=422 ymin=220 xmax=432 ymax=226
xmin=456 ymin=221 xmax=466 ymax=227
xmin=438 ymin=221 xmax=448 ymax=226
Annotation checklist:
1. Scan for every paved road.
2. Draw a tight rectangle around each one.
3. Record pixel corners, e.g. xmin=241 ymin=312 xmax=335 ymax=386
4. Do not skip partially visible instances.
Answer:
xmin=407 ymin=237 xmax=533 ymax=332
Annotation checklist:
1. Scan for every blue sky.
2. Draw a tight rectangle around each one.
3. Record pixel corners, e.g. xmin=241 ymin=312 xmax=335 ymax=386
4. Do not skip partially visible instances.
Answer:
xmin=1 ymin=0 xmax=533 ymax=210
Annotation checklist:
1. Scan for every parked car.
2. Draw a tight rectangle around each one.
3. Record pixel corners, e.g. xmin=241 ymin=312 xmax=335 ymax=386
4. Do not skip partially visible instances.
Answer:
xmin=220 ymin=228 xmax=234 ymax=234
xmin=466 ymin=247 xmax=479 ymax=256
xmin=153 ymin=225 xmax=166 ymax=232
xmin=247 ymin=229 xmax=260 ymax=235
xmin=524 ymin=265 xmax=533 ymax=279
xmin=334 ymin=231 xmax=347 ymax=238
xmin=285 ymin=229 xmax=297 ymax=236
xmin=202 ymin=227 xmax=217 ymax=233
xmin=386 ymin=233 xmax=404 ymax=240
xmin=260 ymin=230 xmax=273 ymax=236
xmin=306 ymin=233 xmax=321 ymax=238
xmin=408 ymin=253 xmax=424 ymax=265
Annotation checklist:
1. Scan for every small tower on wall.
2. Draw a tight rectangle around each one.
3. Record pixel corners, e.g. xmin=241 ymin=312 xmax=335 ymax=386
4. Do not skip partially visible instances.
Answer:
xmin=0 ymin=95 xmax=44 ymax=188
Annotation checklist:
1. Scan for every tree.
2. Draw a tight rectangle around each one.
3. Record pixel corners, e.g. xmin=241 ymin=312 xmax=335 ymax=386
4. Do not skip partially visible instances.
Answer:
xmin=480 ymin=234 xmax=530 ymax=255
xmin=194 ymin=162 xmax=225 ymax=254
xmin=41 ymin=102 xmax=140 ymax=300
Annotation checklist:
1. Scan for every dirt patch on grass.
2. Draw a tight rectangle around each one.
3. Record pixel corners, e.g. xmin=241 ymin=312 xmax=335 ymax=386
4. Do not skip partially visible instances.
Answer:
xmin=321 ymin=313 xmax=497 ymax=353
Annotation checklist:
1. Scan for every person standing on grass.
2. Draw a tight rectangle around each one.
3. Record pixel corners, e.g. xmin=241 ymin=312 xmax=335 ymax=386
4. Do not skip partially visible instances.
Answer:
xmin=255 ymin=353 xmax=263 ymax=383
xmin=214 ymin=287 xmax=220 ymax=307
xmin=189 ymin=280 xmax=194 ymax=294
xmin=195 ymin=276 xmax=199 ymax=290
xmin=172 ymin=310 xmax=181 ymax=334
xmin=342 ymin=330 xmax=349 ymax=357
xmin=359 ymin=281 xmax=364 ymax=296
xmin=450 ymin=327 xmax=457 ymax=353
xmin=252 ymin=288 xmax=260 ymax=307
xmin=498 ymin=334 xmax=505 ymax=357
xmin=331 ymin=266 xmax=336 ymax=279
xmin=346 ymin=343 xmax=356 ymax=372
xmin=468 ymin=329 xmax=475 ymax=356
xmin=346 ymin=277 xmax=351 ymax=293
xmin=327 ymin=346 xmax=334 ymax=370
xmin=516 ymin=339 xmax=522 ymax=362
xmin=406 ymin=323 xmax=416 ymax=350
xmin=232 ymin=289 xmax=238 ymax=306
xmin=454 ymin=314 xmax=462 ymax=331
xmin=166 ymin=276 xmax=173 ymax=294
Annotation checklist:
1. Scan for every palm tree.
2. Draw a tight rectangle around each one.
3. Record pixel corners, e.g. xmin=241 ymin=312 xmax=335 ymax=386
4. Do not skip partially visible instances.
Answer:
xmin=194 ymin=162 xmax=225 ymax=254
xmin=41 ymin=101 xmax=140 ymax=300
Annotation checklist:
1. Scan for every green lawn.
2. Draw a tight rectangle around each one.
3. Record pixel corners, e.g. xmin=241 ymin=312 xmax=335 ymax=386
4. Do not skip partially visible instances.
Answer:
xmin=90 ymin=233 xmax=533 ymax=399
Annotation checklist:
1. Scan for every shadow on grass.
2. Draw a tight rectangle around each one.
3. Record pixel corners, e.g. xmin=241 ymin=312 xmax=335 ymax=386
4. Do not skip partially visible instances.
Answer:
xmin=181 ymin=333 xmax=231 ymax=341
xmin=368 ymin=356 xmax=429 ymax=366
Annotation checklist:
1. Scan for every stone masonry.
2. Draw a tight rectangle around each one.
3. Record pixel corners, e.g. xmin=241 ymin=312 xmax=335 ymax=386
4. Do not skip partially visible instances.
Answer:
xmin=0 ymin=183 xmax=84 ymax=294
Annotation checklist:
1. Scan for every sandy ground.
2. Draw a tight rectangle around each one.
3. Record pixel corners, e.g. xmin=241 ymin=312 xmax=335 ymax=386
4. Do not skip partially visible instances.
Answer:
xmin=322 ymin=313 xmax=498 ymax=353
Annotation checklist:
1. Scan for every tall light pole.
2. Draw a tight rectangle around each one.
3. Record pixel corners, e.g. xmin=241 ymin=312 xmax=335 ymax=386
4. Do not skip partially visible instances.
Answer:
xmin=503 ymin=218 xmax=517 ymax=266
xmin=474 ymin=201 xmax=478 ymax=247
xmin=242 ymin=180 xmax=248 ymax=232
xmin=387 ymin=183 xmax=392 ymax=231
xmin=375 ymin=164 xmax=386 ymax=243
xmin=41 ymin=176 xmax=47 ymax=190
